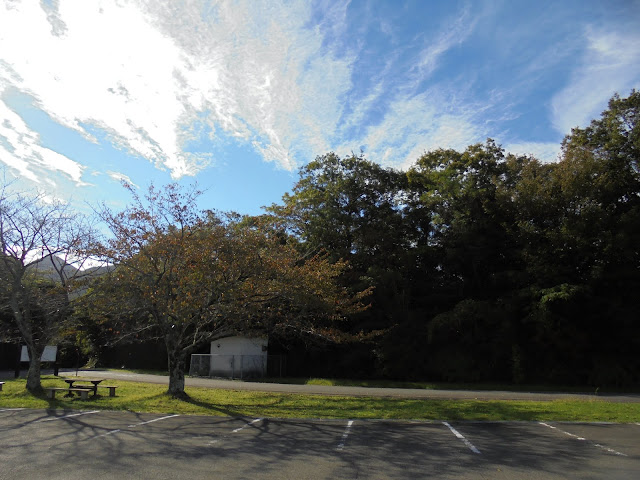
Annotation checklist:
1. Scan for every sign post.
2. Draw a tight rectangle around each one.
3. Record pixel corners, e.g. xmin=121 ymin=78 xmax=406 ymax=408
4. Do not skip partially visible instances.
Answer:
xmin=18 ymin=346 xmax=59 ymax=376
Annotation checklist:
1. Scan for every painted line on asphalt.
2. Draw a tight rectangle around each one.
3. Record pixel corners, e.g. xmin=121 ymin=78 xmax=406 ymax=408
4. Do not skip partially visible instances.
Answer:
xmin=539 ymin=422 xmax=586 ymax=440
xmin=38 ymin=410 xmax=100 ymax=422
xmin=128 ymin=414 xmax=179 ymax=428
xmin=206 ymin=418 xmax=263 ymax=445
xmin=539 ymin=422 xmax=627 ymax=457
xmin=92 ymin=429 xmax=121 ymax=439
xmin=593 ymin=442 xmax=628 ymax=456
xmin=0 ymin=408 xmax=25 ymax=412
xmin=443 ymin=422 xmax=481 ymax=454
xmin=336 ymin=420 xmax=354 ymax=451
xmin=231 ymin=418 xmax=263 ymax=433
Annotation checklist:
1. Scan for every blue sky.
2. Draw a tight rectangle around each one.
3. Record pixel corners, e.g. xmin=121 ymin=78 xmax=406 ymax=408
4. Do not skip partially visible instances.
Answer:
xmin=1 ymin=0 xmax=639 ymax=216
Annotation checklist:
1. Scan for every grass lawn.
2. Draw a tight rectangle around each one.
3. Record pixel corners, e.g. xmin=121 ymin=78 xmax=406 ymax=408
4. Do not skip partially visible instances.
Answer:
xmin=1 ymin=376 xmax=639 ymax=422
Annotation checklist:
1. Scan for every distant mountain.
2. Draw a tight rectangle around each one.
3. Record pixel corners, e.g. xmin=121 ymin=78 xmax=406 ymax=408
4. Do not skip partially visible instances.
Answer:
xmin=27 ymin=254 xmax=78 ymax=282
xmin=27 ymin=255 xmax=111 ymax=283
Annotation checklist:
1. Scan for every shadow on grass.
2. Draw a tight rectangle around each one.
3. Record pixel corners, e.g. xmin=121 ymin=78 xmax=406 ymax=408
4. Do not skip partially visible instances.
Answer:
xmin=179 ymin=394 xmax=248 ymax=418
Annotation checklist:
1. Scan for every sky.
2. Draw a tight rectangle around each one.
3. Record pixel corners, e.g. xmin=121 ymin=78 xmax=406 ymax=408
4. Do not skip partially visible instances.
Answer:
xmin=1 ymin=0 xmax=639 ymax=216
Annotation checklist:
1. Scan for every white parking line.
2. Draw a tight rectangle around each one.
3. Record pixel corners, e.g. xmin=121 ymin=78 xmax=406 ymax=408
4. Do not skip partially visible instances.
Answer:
xmin=443 ymin=422 xmax=481 ymax=454
xmin=207 ymin=418 xmax=263 ymax=445
xmin=0 ymin=408 xmax=25 ymax=412
xmin=539 ymin=422 xmax=627 ymax=457
xmin=336 ymin=420 xmax=354 ymax=451
xmin=128 ymin=414 xmax=179 ymax=428
xmin=231 ymin=418 xmax=263 ymax=433
xmin=593 ymin=443 xmax=628 ymax=456
xmin=92 ymin=429 xmax=121 ymax=439
xmin=38 ymin=411 xmax=100 ymax=422
xmin=539 ymin=422 xmax=586 ymax=440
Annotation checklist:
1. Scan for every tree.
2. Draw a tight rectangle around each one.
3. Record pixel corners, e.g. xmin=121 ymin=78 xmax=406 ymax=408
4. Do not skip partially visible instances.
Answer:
xmin=83 ymin=183 xmax=368 ymax=397
xmin=267 ymin=152 xmax=414 ymax=327
xmin=0 ymin=180 xmax=96 ymax=392
xmin=524 ymin=90 xmax=640 ymax=385
xmin=266 ymin=153 xmax=416 ymax=376
xmin=403 ymin=141 xmax=533 ymax=381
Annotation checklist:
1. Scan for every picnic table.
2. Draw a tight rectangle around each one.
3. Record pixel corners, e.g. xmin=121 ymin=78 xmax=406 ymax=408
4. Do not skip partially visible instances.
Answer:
xmin=64 ymin=378 xmax=104 ymax=397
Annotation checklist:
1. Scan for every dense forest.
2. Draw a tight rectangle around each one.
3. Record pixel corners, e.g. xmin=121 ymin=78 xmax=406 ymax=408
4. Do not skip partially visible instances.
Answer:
xmin=265 ymin=91 xmax=640 ymax=387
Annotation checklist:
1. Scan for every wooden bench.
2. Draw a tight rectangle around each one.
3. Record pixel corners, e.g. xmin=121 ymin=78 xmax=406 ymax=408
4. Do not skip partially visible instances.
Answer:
xmin=72 ymin=383 xmax=100 ymax=396
xmin=72 ymin=383 xmax=119 ymax=397
xmin=0 ymin=381 xmax=4 ymax=391
xmin=97 ymin=385 xmax=119 ymax=397
xmin=45 ymin=387 xmax=92 ymax=400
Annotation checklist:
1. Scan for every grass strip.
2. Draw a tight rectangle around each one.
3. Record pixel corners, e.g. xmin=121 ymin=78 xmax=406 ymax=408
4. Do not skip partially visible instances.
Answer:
xmin=1 ymin=377 xmax=639 ymax=423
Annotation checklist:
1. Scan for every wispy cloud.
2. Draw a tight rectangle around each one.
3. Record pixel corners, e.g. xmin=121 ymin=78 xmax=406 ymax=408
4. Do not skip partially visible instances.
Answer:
xmin=0 ymin=0 xmax=353 ymax=178
xmin=505 ymin=141 xmax=561 ymax=163
xmin=345 ymin=87 xmax=483 ymax=169
xmin=106 ymin=171 xmax=139 ymax=189
xmin=0 ymin=93 xmax=87 ymax=185
xmin=336 ymin=4 xmax=481 ymax=167
xmin=1 ymin=0 xmax=638 ymax=190
xmin=410 ymin=5 xmax=476 ymax=85
xmin=551 ymin=25 xmax=640 ymax=134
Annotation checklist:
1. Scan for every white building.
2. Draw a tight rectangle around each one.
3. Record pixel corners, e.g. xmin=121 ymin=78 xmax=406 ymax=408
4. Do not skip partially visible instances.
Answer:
xmin=208 ymin=336 xmax=268 ymax=379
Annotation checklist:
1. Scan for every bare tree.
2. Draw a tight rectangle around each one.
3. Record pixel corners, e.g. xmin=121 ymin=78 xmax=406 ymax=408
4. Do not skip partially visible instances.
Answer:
xmin=0 ymin=179 xmax=97 ymax=392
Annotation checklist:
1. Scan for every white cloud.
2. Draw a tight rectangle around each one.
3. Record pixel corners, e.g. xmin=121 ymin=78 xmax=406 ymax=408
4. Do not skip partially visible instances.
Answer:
xmin=334 ymin=5 xmax=482 ymax=169
xmin=106 ymin=170 xmax=139 ymax=189
xmin=551 ymin=26 xmax=640 ymax=134
xmin=0 ymin=0 xmax=192 ymax=177
xmin=4 ymin=0 xmax=632 ymax=187
xmin=411 ymin=5 xmax=475 ymax=84
xmin=505 ymin=141 xmax=561 ymax=163
xmin=344 ymin=88 xmax=483 ymax=169
xmin=0 ymin=0 xmax=357 ymax=177
xmin=0 ymin=93 xmax=87 ymax=185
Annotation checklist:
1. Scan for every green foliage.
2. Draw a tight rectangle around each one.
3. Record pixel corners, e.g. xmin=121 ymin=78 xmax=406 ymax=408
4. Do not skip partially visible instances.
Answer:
xmin=266 ymin=91 xmax=640 ymax=387
xmin=266 ymin=152 xmax=417 ymax=369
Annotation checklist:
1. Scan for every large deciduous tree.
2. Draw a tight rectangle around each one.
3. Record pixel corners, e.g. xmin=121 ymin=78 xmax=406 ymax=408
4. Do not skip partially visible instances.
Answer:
xmin=266 ymin=153 xmax=415 ymax=376
xmin=405 ymin=140 xmax=532 ymax=381
xmin=84 ymin=183 xmax=368 ymax=397
xmin=0 ymin=180 xmax=96 ymax=392
xmin=525 ymin=90 xmax=640 ymax=385
xmin=267 ymin=153 xmax=413 ymax=329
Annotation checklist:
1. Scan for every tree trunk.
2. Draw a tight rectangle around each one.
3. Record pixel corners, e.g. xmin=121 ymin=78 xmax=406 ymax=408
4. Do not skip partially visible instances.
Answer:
xmin=25 ymin=343 xmax=44 ymax=393
xmin=167 ymin=347 xmax=188 ymax=398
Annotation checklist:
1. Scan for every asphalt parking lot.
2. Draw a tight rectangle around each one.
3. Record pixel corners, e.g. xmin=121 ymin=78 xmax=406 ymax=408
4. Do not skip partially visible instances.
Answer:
xmin=1 ymin=409 xmax=638 ymax=479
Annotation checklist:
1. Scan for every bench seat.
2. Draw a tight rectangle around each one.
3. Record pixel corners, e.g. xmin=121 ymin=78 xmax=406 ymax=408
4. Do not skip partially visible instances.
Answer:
xmin=45 ymin=387 xmax=92 ymax=400
xmin=72 ymin=383 xmax=99 ymax=395
xmin=97 ymin=385 xmax=119 ymax=397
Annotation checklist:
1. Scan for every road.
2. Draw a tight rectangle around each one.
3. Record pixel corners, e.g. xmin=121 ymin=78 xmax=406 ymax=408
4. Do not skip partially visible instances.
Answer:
xmin=1 ymin=408 xmax=639 ymax=479
xmin=58 ymin=369 xmax=640 ymax=402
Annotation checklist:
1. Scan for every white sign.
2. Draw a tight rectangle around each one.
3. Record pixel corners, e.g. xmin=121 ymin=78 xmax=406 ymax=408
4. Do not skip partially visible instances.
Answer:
xmin=20 ymin=346 xmax=58 ymax=362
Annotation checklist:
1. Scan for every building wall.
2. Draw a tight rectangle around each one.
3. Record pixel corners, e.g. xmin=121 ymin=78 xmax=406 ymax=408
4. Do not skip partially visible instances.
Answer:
xmin=210 ymin=336 xmax=267 ymax=356
xmin=209 ymin=336 xmax=267 ymax=378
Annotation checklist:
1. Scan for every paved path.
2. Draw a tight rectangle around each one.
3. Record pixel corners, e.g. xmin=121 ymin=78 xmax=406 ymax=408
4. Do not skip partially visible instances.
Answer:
xmin=52 ymin=369 xmax=640 ymax=402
